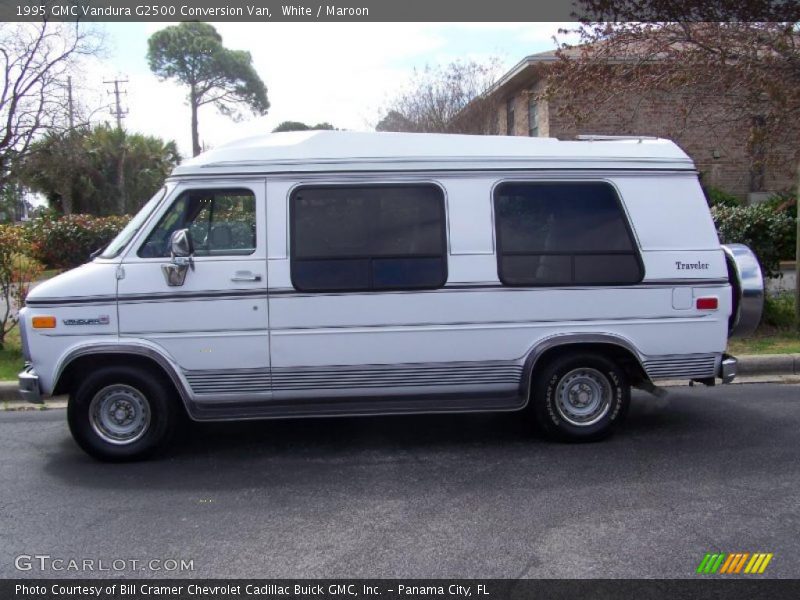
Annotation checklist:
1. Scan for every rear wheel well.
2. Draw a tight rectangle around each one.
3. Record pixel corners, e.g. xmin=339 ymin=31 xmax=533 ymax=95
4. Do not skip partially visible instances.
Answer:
xmin=54 ymin=353 xmax=184 ymax=409
xmin=529 ymin=342 xmax=649 ymax=389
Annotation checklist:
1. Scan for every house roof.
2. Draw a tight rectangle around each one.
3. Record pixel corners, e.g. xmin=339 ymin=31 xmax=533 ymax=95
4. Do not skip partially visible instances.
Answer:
xmin=481 ymin=50 xmax=565 ymax=99
xmin=489 ymin=24 xmax=792 ymax=96
xmin=171 ymin=130 xmax=694 ymax=176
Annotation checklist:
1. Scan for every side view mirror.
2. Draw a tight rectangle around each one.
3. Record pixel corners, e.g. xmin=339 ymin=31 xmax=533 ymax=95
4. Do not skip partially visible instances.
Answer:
xmin=162 ymin=229 xmax=194 ymax=286
xmin=170 ymin=228 xmax=194 ymax=258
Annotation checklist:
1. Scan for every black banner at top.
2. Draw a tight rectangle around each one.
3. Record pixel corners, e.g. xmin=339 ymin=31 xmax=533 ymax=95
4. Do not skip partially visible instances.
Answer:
xmin=2 ymin=0 xmax=800 ymax=22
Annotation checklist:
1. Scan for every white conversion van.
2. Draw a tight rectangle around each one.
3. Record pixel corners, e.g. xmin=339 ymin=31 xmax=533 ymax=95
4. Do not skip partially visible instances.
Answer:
xmin=17 ymin=131 xmax=763 ymax=460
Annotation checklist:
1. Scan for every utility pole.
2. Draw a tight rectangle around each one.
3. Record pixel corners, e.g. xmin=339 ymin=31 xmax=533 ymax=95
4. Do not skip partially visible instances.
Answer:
xmin=796 ymin=166 xmax=799 ymax=328
xmin=104 ymin=76 xmax=130 ymax=215
xmin=103 ymin=77 xmax=129 ymax=129
xmin=66 ymin=76 xmax=74 ymax=129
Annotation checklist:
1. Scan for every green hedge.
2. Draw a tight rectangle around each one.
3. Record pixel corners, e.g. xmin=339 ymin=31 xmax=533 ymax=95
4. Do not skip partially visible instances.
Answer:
xmin=23 ymin=214 xmax=130 ymax=270
xmin=703 ymin=185 xmax=741 ymax=208
xmin=711 ymin=203 xmax=794 ymax=279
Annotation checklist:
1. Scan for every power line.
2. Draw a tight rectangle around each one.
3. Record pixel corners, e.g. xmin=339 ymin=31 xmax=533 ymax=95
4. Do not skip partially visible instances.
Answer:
xmin=103 ymin=77 xmax=129 ymax=129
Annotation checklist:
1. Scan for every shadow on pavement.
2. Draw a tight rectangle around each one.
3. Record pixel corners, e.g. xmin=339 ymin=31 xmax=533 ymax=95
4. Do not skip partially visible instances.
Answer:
xmin=40 ymin=387 xmax=791 ymax=493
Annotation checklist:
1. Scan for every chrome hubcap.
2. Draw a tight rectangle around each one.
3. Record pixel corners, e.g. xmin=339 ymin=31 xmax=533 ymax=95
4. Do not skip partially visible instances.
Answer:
xmin=555 ymin=368 xmax=612 ymax=427
xmin=89 ymin=384 xmax=151 ymax=445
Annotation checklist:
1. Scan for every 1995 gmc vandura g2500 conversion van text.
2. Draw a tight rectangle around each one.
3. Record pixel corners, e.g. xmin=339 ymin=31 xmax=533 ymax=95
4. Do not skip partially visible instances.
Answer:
xmin=18 ymin=132 xmax=763 ymax=460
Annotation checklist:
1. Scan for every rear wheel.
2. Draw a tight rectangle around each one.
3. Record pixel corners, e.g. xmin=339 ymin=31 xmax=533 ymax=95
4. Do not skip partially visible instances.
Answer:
xmin=531 ymin=353 xmax=629 ymax=442
xmin=68 ymin=365 xmax=177 ymax=461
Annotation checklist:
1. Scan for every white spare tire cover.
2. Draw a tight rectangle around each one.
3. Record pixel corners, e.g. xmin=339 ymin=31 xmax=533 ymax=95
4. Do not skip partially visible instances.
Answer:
xmin=722 ymin=244 xmax=764 ymax=338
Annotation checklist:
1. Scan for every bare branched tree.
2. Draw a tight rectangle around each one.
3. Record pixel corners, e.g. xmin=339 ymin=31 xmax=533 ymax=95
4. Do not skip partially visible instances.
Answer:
xmin=0 ymin=21 xmax=102 ymax=189
xmin=377 ymin=59 xmax=502 ymax=134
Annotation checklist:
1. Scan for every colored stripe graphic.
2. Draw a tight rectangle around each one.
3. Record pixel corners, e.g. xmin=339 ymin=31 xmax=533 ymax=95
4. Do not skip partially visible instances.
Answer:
xmin=758 ymin=554 xmax=774 ymax=573
xmin=710 ymin=554 xmax=726 ymax=573
xmin=696 ymin=554 xmax=713 ymax=574
xmin=697 ymin=553 xmax=727 ymax=574
xmin=697 ymin=552 xmax=773 ymax=574
xmin=719 ymin=554 xmax=737 ymax=574
xmin=734 ymin=553 xmax=750 ymax=573
xmin=745 ymin=554 xmax=759 ymax=573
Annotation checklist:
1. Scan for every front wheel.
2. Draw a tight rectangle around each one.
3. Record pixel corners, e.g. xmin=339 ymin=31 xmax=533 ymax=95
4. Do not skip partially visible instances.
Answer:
xmin=68 ymin=365 xmax=177 ymax=461
xmin=531 ymin=353 xmax=629 ymax=442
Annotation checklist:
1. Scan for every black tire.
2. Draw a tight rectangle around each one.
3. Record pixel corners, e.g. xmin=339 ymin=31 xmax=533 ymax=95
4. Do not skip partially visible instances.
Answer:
xmin=530 ymin=353 xmax=629 ymax=442
xmin=67 ymin=365 xmax=177 ymax=461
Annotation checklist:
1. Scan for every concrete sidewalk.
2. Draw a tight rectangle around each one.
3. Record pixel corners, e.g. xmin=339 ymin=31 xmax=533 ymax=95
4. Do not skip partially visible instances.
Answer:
xmin=1 ymin=353 xmax=798 ymax=411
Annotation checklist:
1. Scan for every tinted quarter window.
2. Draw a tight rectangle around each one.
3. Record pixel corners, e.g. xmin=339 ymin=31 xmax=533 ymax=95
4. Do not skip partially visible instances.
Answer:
xmin=290 ymin=185 xmax=447 ymax=292
xmin=139 ymin=189 xmax=256 ymax=258
xmin=494 ymin=182 xmax=642 ymax=286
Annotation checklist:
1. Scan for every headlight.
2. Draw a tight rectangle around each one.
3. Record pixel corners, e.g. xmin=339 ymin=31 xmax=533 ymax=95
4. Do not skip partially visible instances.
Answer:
xmin=19 ymin=307 xmax=31 ymax=362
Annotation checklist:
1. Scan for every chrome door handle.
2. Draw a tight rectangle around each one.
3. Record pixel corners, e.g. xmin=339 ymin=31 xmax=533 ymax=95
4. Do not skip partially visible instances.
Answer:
xmin=231 ymin=271 xmax=262 ymax=282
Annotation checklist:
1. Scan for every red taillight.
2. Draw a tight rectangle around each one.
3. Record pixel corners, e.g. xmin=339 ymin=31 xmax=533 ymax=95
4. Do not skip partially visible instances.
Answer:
xmin=696 ymin=297 xmax=718 ymax=310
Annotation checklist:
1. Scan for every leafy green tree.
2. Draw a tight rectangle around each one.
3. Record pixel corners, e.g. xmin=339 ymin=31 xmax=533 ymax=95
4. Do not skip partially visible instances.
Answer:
xmin=0 ymin=182 xmax=29 ymax=223
xmin=19 ymin=125 xmax=179 ymax=216
xmin=272 ymin=121 xmax=335 ymax=133
xmin=147 ymin=22 xmax=270 ymax=156
xmin=17 ymin=128 xmax=87 ymax=216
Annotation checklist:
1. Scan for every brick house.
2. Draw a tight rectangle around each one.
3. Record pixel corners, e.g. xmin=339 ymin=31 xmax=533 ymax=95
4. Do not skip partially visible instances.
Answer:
xmin=467 ymin=50 xmax=795 ymax=201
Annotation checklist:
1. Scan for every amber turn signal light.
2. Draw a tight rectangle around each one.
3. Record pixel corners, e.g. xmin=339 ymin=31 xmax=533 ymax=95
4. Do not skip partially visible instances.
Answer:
xmin=31 ymin=316 xmax=57 ymax=329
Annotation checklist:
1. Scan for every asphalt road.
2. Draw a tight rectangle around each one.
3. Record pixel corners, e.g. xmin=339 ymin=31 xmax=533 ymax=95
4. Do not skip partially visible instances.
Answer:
xmin=1 ymin=383 xmax=799 ymax=579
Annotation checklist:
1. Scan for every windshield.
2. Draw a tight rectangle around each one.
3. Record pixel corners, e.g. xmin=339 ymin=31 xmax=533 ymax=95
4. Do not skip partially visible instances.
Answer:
xmin=99 ymin=187 xmax=168 ymax=259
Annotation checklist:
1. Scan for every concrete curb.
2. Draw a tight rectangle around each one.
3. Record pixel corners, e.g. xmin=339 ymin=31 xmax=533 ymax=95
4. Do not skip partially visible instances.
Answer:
xmin=737 ymin=354 xmax=800 ymax=376
xmin=0 ymin=382 xmax=67 ymax=410
xmin=0 ymin=354 xmax=798 ymax=411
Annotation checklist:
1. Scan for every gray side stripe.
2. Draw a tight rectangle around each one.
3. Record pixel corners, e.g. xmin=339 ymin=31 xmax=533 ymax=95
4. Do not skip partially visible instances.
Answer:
xmin=184 ymin=361 xmax=524 ymax=395
xmin=26 ymin=278 xmax=730 ymax=307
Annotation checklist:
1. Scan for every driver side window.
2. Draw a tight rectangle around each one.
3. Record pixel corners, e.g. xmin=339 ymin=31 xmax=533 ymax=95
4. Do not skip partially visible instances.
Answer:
xmin=138 ymin=188 xmax=256 ymax=258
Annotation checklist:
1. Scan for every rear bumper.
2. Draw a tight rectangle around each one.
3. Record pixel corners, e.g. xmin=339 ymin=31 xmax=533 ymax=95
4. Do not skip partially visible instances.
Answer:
xmin=18 ymin=365 xmax=43 ymax=404
xmin=719 ymin=355 xmax=738 ymax=384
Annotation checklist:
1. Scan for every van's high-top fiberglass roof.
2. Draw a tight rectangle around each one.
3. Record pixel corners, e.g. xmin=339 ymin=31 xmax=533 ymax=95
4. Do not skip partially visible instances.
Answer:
xmin=172 ymin=130 xmax=695 ymax=176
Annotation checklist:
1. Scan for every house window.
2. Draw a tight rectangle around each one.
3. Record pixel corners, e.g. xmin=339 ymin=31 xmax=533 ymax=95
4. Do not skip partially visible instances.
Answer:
xmin=528 ymin=97 xmax=539 ymax=137
xmin=506 ymin=98 xmax=515 ymax=135
xmin=493 ymin=182 xmax=643 ymax=286
xmin=290 ymin=184 xmax=447 ymax=292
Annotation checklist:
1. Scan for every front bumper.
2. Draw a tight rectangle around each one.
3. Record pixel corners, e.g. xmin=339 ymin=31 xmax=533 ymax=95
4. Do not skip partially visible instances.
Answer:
xmin=719 ymin=354 xmax=738 ymax=384
xmin=18 ymin=365 xmax=43 ymax=404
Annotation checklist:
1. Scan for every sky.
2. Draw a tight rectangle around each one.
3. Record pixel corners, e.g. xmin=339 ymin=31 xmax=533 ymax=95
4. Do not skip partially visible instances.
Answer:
xmin=76 ymin=22 xmax=572 ymax=159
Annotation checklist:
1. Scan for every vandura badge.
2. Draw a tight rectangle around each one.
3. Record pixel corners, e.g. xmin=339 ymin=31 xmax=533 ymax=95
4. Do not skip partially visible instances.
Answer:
xmin=62 ymin=316 xmax=110 ymax=326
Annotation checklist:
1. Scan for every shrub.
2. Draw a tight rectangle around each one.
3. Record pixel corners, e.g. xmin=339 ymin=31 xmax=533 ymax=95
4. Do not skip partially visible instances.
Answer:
xmin=0 ymin=224 xmax=44 ymax=348
xmin=763 ymin=190 xmax=797 ymax=221
xmin=711 ymin=204 xmax=794 ymax=279
xmin=762 ymin=292 xmax=797 ymax=330
xmin=23 ymin=214 xmax=130 ymax=270
xmin=762 ymin=192 xmax=797 ymax=263
xmin=703 ymin=185 xmax=741 ymax=208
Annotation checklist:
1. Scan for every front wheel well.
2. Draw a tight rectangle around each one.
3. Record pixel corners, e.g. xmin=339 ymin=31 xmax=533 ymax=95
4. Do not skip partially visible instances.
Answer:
xmin=53 ymin=353 xmax=184 ymax=408
xmin=528 ymin=342 xmax=649 ymax=389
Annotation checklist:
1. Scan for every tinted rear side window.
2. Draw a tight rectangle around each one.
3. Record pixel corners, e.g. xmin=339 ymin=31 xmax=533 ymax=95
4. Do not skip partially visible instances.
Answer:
xmin=290 ymin=185 xmax=447 ymax=292
xmin=494 ymin=182 xmax=642 ymax=286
